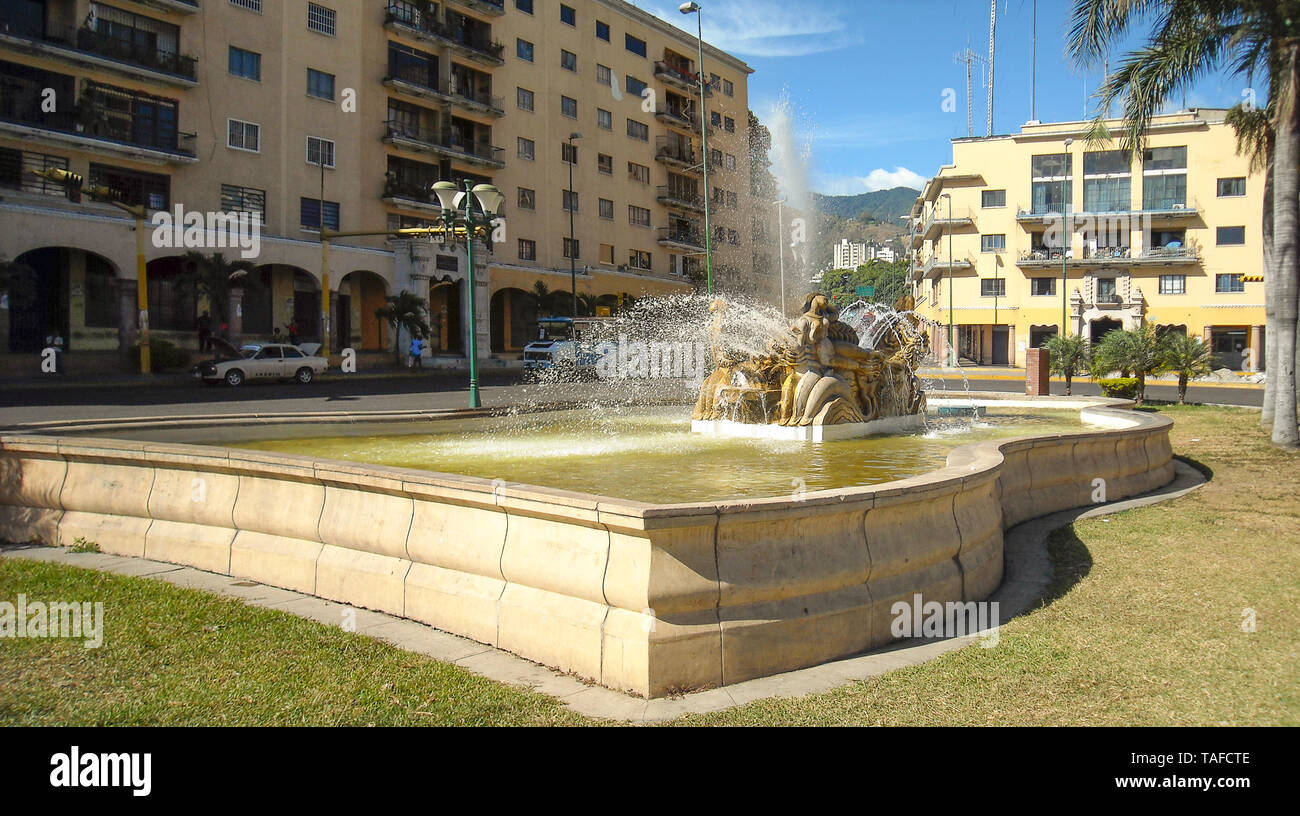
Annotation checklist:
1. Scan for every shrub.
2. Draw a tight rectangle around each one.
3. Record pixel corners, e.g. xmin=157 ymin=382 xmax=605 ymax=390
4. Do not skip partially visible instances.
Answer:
xmin=1097 ymin=377 xmax=1140 ymax=399
xmin=131 ymin=338 xmax=191 ymax=371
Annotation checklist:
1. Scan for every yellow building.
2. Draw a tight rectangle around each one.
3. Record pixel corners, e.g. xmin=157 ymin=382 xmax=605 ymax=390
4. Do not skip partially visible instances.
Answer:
xmin=908 ymin=109 xmax=1266 ymax=370
xmin=0 ymin=0 xmax=760 ymax=361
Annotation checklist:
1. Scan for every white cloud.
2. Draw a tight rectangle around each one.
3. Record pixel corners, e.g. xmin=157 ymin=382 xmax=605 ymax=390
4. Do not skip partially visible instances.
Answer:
xmin=640 ymin=0 xmax=858 ymax=58
xmin=816 ymin=168 xmax=928 ymax=196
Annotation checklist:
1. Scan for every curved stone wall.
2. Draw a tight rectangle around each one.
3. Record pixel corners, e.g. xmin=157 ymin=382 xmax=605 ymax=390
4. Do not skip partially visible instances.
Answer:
xmin=0 ymin=398 xmax=1174 ymax=698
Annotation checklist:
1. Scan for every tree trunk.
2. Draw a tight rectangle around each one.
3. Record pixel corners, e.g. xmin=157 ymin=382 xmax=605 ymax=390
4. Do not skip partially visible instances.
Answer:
xmin=1065 ymin=372 xmax=1072 ymax=396
xmin=1178 ymin=374 xmax=1188 ymax=405
xmin=1137 ymin=373 xmax=1146 ymax=405
xmin=1272 ymin=42 xmax=1300 ymax=447
xmin=1262 ymin=144 xmax=1278 ymax=427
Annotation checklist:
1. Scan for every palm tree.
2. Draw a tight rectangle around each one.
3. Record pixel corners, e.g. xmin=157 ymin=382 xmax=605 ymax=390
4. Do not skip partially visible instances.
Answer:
xmin=374 ymin=291 xmax=431 ymax=367
xmin=177 ymin=251 xmax=261 ymax=328
xmin=1094 ymin=324 xmax=1163 ymax=404
xmin=1159 ymin=331 xmax=1216 ymax=404
xmin=1067 ymin=0 xmax=1299 ymax=446
xmin=1043 ymin=333 xmax=1091 ymax=396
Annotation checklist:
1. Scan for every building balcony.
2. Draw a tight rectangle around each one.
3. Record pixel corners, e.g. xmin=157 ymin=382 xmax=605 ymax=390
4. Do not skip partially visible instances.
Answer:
xmin=656 ymin=185 xmax=704 ymax=212
xmin=658 ymin=227 xmax=705 ymax=252
xmin=446 ymin=0 xmax=506 ymax=16
xmin=0 ymin=20 xmax=198 ymax=87
xmin=921 ymin=254 xmax=974 ymax=279
xmin=383 ymin=10 xmax=505 ymax=66
xmin=382 ymin=179 xmax=442 ymax=214
xmin=654 ymin=105 xmax=694 ymax=131
xmin=1017 ymin=245 xmax=1199 ymax=268
xmin=129 ymin=0 xmax=200 ymax=13
xmin=1015 ymin=200 xmax=1201 ymax=224
xmin=921 ymin=205 xmax=974 ymax=239
xmin=381 ymin=74 xmax=503 ymax=117
xmin=0 ymin=94 xmax=196 ymax=164
xmin=383 ymin=121 xmax=504 ymax=169
xmin=653 ymin=61 xmax=698 ymax=92
xmin=655 ymin=138 xmax=700 ymax=173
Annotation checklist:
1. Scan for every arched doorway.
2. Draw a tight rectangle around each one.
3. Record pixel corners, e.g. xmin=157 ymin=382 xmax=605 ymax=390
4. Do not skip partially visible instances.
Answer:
xmin=6 ymin=248 xmax=68 ymax=352
xmin=428 ymin=276 xmax=463 ymax=354
xmin=1090 ymin=317 xmax=1123 ymax=345
xmin=337 ymin=270 xmax=389 ymax=351
xmin=490 ymin=287 xmax=537 ymax=353
xmin=144 ymin=257 xmax=198 ymax=342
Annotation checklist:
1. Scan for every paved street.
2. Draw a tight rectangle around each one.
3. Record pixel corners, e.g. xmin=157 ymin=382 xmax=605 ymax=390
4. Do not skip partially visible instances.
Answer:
xmin=0 ymin=366 xmax=1263 ymax=428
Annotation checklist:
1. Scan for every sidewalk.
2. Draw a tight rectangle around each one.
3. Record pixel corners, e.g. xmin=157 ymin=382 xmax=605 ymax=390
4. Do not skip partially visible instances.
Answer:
xmin=0 ymin=361 xmax=526 ymax=390
xmin=917 ymin=365 xmax=1266 ymax=389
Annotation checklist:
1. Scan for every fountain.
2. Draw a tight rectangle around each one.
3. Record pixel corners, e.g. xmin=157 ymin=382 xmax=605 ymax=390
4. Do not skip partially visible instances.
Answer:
xmin=692 ymin=293 xmax=929 ymax=441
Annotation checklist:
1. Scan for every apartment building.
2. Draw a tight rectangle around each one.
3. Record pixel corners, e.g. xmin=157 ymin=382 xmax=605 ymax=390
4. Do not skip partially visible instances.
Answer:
xmin=908 ymin=109 xmax=1266 ymax=370
xmin=832 ymin=238 xmax=894 ymax=269
xmin=0 ymin=0 xmax=756 ymax=361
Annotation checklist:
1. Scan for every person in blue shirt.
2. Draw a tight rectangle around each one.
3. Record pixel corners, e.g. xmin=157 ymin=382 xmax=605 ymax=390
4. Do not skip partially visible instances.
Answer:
xmin=410 ymin=334 xmax=424 ymax=369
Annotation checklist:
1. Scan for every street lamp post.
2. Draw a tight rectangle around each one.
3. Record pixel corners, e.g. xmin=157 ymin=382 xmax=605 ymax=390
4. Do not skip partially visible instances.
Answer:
xmin=432 ymin=180 xmax=505 ymax=410
xmin=680 ymin=1 xmax=713 ymax=294
xmin=1061 ymin=136 xmax=1073 ymax=337
xmin=941 ymin=193 xmax=955 ymax=366
xmin=567 ymin=132 xmax=581 ymax=318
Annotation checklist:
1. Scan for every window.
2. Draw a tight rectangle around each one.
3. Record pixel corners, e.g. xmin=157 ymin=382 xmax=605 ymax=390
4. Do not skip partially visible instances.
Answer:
xmin=597 ymin=108 xmax=612 ymax=130
xmin=227 ymin=119 xmax=260 ymax=152
xmin=723 ymin=79 xmax=734 ymax=97
xmin=1096 ymin=278 xmax=1117 ymax=300
xmin=629 ymin=205 xmax=650 ymax=226
xmin=562 ymin=189 xmax=578 ymax=212
xmin=562 ymin=142 xmax=578 ymax=164
xmin=89 ymin=163 xmax=169 ymax=209
xmin=517 ymin=137 xmax=534 ymax=160
xmin=599 ymin=198 xmax=614 ymax=219
xmin=518 ymin=238 xmax=536 ymax=261
xmin=306 ymin=3 xmax=335 ymax=36
xmin=726 ymin=191 xmax=737 ymax=208
xmin=563 ymin=237 xmax=580 ymax=259
xmin=600 ymin=243 xmax=614 ymax=264
xmin=220 ymin=184 xmax=265 ymax=224
xmin=1142 ymin=146 xmax=1187 ymax=210
xmin=1030 ymin=277 xmax=1056 ymax=296
xmin=626 ymin=76 xmax=647 ymax=97
xmin=627 ymin=119 xmax=648 ymax=141
xmin=598 ymin=153 xmax=612 ymax=174
xmin=1217 ymin=177 xmax=1246 ymax=197
xmin=560 ymin=4 xmax=576 ymax=26
xmin=515 ymin=0 xmax=533 ymax=13
xmin=518 ymin=187 xmax=535 ymax=210
xmin=228 ymin=46 xmax=261 ymax=81
xmin=1031 ymin=153 xmax=1072 ymax=214
xmin=981 ymin=234 xmax=1006 ymax=252
xmin=1159 ymin=274 xmax=1186 ymax=295
xmin=628 ymin=162 xmax=649 ymax=183
xmin=306 ymin=68 xmax=335 ymax=100
xmin=1217 ymin=226 xmax=1246 ymax=245
xmin=561 ymin=50 xmax=577 ymax=72
xmin=596 ymin=20 xmax=610 ymax=41
xmin=1216 ymin=274 xmax=1244 ymax=293
xmin=711 ymin=111 xmax=721 ymax=127
xmin=981 ymin=189 xmax=1006 ymax=208
xmin=626 ymin=34 xmax=646 ymax=57
xmin=306 ymin=136 xmax=335 ymax=168
xmin=596 ymin=64 xmax=612 ymax=86
xmin=980 ymin=279 xmax=1006 ymax=297
xmin=561 ymin=95 xmax=578 ymax=118
xmin=230 ymin=0 xmax=261 ymax=10
xmin=725 ymin=153 xmax=737 ymax=171
xmin=629 ymin=249 xmax=652 ymax=270
xmin=300 ymin=197 xmax=339 ymax=230
xmin=1083 ymin=149 xmax=1131 ymax=212
xmin=517 ymin=87 xmax=534 ymax=111
xmin=724 ymin=117 xmax=735 ymax=133
xmin=727 ymin=229 xmax=739 ymax=245
xmin=517 ymin=39 xmax=534 ymax=62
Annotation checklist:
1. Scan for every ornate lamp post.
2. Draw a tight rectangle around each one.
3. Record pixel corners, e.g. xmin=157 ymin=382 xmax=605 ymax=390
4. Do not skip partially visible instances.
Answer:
xmin=431 ymin=180 xmax=505 ymax=409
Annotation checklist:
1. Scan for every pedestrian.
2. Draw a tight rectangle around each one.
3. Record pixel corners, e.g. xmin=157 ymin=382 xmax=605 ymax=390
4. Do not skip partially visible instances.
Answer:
xmin=43 ymin=329 xmax=65 ymax=375
xmin=289 ymin=320 xmax=299 ymax=346
xmin=197 ymin=311 xmax=211 ymax=352
xmin=410 ymin=334 xmax=424 ymax=369
xmin=272 ymin=327 xmax=284 ymax=343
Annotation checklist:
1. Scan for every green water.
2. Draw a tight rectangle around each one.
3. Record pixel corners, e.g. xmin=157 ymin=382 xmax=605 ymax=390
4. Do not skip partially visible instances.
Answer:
xmin=224 ymin=406 xmax=1088 ymax=503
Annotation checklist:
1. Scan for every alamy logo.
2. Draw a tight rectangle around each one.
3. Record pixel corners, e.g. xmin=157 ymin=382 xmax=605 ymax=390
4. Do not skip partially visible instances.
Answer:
xmin=150 ymin=205 xmax=261 ymax=259
xmin=890 ymin=593 xmax=1000 ymax=648
xmin=0 ymin=594 xmax=103 ymax=648
xmin=49 ymin=747 xmax=151 ymax=797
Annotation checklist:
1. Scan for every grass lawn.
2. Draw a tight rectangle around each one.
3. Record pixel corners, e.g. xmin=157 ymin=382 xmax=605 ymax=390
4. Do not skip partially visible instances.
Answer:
xmin=1 ymin=405 xmax=1296 ymax=726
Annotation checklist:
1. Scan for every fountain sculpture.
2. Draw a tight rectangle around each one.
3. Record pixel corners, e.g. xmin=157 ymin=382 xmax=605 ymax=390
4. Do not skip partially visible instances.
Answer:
xmin=692 ymin=292 xmax=930 ymax=440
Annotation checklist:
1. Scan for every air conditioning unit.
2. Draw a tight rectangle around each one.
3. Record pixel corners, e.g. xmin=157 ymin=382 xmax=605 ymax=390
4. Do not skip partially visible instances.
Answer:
xmin=617 ymin=264 xmax=628 ymax=272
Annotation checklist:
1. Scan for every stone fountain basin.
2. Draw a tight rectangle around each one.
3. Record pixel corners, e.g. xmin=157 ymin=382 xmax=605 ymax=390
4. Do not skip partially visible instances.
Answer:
xmin=0 ymin=394 xmax=1174 ymax=698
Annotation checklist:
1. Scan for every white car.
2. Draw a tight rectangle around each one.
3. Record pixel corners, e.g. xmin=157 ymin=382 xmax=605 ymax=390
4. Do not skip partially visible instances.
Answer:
xmin=192 ymin=341 xmax=328 ymax=386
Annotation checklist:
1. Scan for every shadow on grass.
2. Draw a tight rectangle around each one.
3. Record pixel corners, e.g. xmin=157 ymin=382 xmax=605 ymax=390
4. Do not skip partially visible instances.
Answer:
xmin=1038 ymin=524 xmax=1094 ymax=609
xmin=1173 ymin=453 xmax=1215 ymax=481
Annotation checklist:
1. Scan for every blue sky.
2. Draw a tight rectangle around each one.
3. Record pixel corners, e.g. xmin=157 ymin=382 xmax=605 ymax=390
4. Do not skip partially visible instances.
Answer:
xmin=638 ymin=0 xmax=1257 ymax=196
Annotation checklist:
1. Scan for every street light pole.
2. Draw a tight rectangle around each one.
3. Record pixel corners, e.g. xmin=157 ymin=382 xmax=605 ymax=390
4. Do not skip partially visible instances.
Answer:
xmin=568 ymin=132 xmax=581 ymax=318
xmin=680 ymin=2 xmax=712 ymax=294
xmin=1061 ymin=136 xmax=1073 ymax=336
